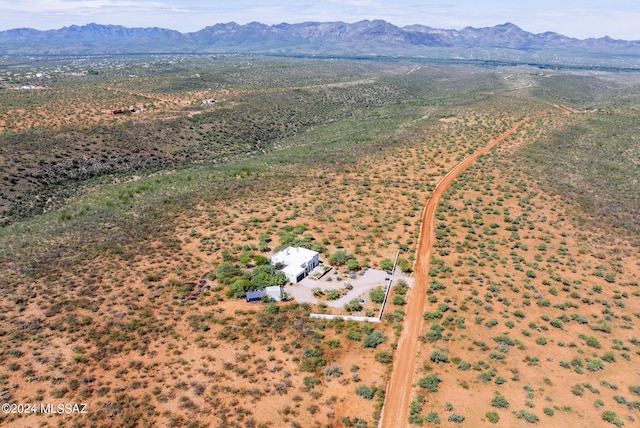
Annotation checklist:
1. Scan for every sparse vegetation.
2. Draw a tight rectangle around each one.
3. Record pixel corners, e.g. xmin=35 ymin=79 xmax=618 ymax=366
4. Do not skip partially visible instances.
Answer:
xmin=1 ymin=54 xmax=639 ymax=428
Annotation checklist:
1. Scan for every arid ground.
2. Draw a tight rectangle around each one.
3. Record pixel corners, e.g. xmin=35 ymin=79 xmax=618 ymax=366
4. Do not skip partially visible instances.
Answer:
xmin=1 ymin=57 xmax=639 ymax=428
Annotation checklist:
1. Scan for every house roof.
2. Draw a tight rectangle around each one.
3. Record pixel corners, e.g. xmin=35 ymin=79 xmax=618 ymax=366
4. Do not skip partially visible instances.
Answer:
xmin=271 ymin=247 xmax=319 ymax=280
xmin=246 ymin=289 xmax=266 ymax=301
xmin=271 ymin=247 xmax=318 ymax=267
xmin=265 ymin=286 xmax=282 ymax=301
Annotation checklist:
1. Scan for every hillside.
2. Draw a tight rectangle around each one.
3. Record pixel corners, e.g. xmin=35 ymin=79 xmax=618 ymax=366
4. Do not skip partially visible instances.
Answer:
xmin=1 ymin=20 xmax=640 ymax=68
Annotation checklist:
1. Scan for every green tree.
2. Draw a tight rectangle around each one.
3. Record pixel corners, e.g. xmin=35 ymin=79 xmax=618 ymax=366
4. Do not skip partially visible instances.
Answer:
xmin=392 ymin=294 xmax=406 ymax=305
xmin=227 ymin=278 xmax=251 ymax=298
xmin=251 ymin=272 xmax=285 ymax=288
xmin=253 ymin=255 xmax=269 ymax=266
xmin=380 ymin=258 xmax=394 ymax=272
xmin=346 ymin=259 xmax=361 ymax=271
xmin=251 ymin=265 xmax=287 ymax=288
xmin=396 ymin=257 xmax=413 ymax=273
xmin=369 ymin=287 xmax=385 ymax=304
xmin=329 ymin=250 xmax=350 ymax=266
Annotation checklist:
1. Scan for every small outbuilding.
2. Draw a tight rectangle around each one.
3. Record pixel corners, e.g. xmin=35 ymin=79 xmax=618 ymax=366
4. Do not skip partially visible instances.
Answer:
xmin=271 ymin=247 xmax=319 ymax=283
xmin=265 ymin=285 xmax=283 ymax=301
xmin=246 ymin=289 xmax=266 ymax=302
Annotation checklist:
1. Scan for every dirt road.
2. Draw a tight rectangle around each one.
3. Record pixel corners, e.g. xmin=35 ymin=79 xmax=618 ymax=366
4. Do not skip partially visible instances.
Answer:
xmin=378 ymin=117 xmax=530 ymax=427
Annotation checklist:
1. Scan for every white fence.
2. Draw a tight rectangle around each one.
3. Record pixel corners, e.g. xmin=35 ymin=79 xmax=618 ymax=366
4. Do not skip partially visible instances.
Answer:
xmin=309 ymin=313 xmax=380 ymax=323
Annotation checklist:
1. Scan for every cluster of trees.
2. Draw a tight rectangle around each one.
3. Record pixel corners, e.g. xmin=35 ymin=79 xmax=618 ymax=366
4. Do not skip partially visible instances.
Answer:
xmin=328 ymin=250 xmax=361 ymax=270
xmin=216 ymin=254 xmax=287 ymax=298
xmin=376 ymin=256 xmax=413 ymax=274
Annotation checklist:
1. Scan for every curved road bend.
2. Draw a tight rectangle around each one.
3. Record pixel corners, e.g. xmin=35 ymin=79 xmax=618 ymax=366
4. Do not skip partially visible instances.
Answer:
xmin=379 ymin=117 xmax=530 ymax=428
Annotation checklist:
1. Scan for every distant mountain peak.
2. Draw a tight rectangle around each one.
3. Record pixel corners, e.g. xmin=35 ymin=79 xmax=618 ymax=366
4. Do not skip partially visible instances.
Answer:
xmin=497 ymin=22 xmax=522 ymax=30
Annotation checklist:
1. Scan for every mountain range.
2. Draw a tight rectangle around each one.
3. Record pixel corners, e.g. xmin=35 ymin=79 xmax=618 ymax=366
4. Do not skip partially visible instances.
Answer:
xmin=2 ymin=20 xmax=640 ymax=66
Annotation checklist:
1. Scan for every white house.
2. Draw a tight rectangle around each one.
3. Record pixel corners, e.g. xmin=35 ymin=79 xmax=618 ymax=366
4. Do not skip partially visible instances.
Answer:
xmin=271 ymin=247 xmax=319 ymax=283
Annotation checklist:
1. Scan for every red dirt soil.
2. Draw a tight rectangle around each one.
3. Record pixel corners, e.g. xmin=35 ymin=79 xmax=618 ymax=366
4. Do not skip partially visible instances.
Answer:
xmin=379 ymin=117 xmax=530 ymax=427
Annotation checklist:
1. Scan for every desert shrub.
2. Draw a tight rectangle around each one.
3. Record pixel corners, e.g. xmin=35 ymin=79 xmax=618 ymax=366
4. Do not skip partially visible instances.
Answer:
xmin=380 ymin=258 xmax=394 ymax=271
xmin=392 ymin=294 xmax=406 ymax=305
xmin=216 ymin=262 xmax=241 ymax=285
xmin=407 ymin=414 xmax=423 ymax=425
xmin=629 ymin=385 xmax=640 ymax=396
xmin=586 ymin=357 xmax=605 ymax=372
xmin=355 ymin=384 xmax=375 ymax=399
xmin=550 ymin=318 xmax=564 ymax=329
xmin=536 ymin=336 xmax=548 ymax=345
xmin=344 ymin=298 xmax=363 ymax=313
xmin=346 ymin=259 xmax=361 ymax=271
xmin=486 ymin=411 xmax=499 ymax=423
xmin=571 ymin=384 xmax=585 ymax=396
xmin=613 ymin=395 xmax=626 ymax=404
xmin=374 ymin=351 xmax=393 ymax=364
xmin=493 ymin=335 xmax=514 ymax=346
xmin=571 ymin=313 xmax=588 ymax=324
xmin=491 ymin=392 xmax=509 ymax=408
xmin=429 ymin=350 xmax=449 ymax=364
xmin=425 ymin=323 xmax=443 ymax=342
xmin=325 ymin=339 xmax=341 ymax=348
xmin=424 ymin=412 xmax=440 ymax=424
xmin=325 ymin=289 xmax=341 ymax=300
xmin=601 ymin=410 xmax=617 ymax=424
xmin=516 ymin=410 xmax=539 ymax=423
xmin=265 ymin=302 xmax=279 ymax=314
xmin=323 ymin=365 xmax=343 ymax=378
xmin=417 ymin=374 xmax=441 ymax=393
xmin=448 ymin=413 xmax=465 ymax=423
xmin=457 ymin=361 xmax=471 ymax=370
xmin=363 ymin=330 xmax=386 ymax=348
xmin=329 ymin=250 xmax=350 ymax=266
xmin=423 ymin=311 xmax=442 ymax=320
xmin=582 ymin=335 xmax=602 ymax=348
xmin=346 ymin=330 xmax=361 ymax=341
xmin=395 ymin=279 xmax=409 ymax=295
xmin=485 ymin=318 xmax=499 ymax=328
xmin=303 ymin=376 xmax=318 ymax=389
xmin=396 ymin=257 xmax=413 ymax=273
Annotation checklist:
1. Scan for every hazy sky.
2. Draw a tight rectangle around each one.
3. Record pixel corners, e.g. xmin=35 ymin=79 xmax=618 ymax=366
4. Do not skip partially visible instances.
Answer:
xmin=1 ymin=0 xmax=639 ymax=40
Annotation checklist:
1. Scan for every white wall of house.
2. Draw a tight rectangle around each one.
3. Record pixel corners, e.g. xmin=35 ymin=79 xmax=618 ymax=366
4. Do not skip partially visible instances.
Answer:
xmin=271 ymin=247 xmax=319 ymax=283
